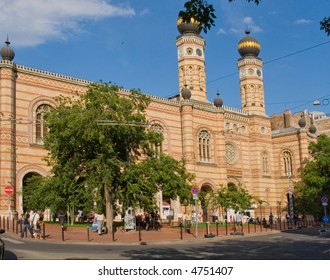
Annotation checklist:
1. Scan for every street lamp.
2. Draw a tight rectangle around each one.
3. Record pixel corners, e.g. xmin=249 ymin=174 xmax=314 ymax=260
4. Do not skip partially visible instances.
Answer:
xmin=287 ymin=171 xmax=294 ymax=229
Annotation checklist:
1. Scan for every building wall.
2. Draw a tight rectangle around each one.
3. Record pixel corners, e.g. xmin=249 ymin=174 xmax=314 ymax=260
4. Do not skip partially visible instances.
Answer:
xmin=0 ymin=28 xmax=324 ymax=221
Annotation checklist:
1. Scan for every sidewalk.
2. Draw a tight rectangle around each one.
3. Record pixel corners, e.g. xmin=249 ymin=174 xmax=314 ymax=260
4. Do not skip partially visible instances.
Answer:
xmin=7 ymin=222 xmax=279 ymax=245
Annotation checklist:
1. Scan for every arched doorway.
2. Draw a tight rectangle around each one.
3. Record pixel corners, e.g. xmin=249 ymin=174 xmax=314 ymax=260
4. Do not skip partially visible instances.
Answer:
xmin=200 ymin=184 xmax=213 ymax=222
xmin=22 ymin=172 xmax=42 ymax=212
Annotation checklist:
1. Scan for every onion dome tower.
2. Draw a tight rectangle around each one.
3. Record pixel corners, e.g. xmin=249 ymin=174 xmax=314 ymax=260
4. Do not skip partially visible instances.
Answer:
xmin=238 ymin=29 xmax=260 ymax=58
xmin=181 ymin=84 xmax=192 ymax=100
xmin=237 ymin=30 xmax=265 ymax=116
xmin=298 ymin=113 xmax=306 ymax=128
xmin=213 ymin=90 xmax=223 ymax=108
xmin=309 ymin=121 xmax=316 ymax=134
xmin=0 ymin=37 xmax=15 ymax=61
xmin=176 ymin=18 xmax=206 ymax=102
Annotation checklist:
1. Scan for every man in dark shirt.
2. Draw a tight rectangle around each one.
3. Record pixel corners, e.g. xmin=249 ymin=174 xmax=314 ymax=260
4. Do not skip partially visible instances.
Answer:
xmin=21 ymin=209 xmax=34 ymax=238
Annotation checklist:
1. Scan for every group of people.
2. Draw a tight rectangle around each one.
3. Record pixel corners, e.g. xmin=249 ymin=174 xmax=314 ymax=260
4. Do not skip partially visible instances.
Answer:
xmin=20 ymin=208 xmax=43 ymax=239
xmin=135 ymin=211 xmax=161 ymax=231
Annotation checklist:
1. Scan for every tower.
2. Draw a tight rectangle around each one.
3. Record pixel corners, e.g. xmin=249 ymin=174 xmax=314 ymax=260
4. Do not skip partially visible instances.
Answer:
xmin=0 ymin=38 xmax=17 ymax=216
xmin=176 ymin=18 xmax=207 ymax=102
xmin=237 ymin=30 xmax=265 ymax=116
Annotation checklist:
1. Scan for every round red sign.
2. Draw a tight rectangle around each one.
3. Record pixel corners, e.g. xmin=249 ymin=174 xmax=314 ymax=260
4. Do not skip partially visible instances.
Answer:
xmin=4 ymin=185 xmax=13 ymax=195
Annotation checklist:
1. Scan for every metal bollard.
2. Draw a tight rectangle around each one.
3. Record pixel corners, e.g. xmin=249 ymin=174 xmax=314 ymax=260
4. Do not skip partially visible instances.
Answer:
xmin=225 ymin=220 xmax=228 ymax=235
xmin=42 ymin=223 xmax=45 ymax=240
xmin=247 ymin=222 xmax=250 ymax=234
xmin=112 ymin=225 xmax=115 ymax=242
xmin=138 ymin=224 xmax=142 ymax=242
xmin=216 ymin=222 xmax=219 ymax=236
xmin=205 ymin=221 xmax=209 ymax=235
xmin=87 ymin=226 xmax=90 ymax=242
xmin=61 ymin=226 xmax=65 ymax=241
xmin=180 ymin=222 xmax=183 ymax=239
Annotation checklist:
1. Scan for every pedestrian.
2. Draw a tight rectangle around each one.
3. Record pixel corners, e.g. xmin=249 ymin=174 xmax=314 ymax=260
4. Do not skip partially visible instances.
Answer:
xmin=58 ymin=210 xmax=65 ymax=226
xmin=269 ymin=212 xmax=274 ymax=226
xmin=212 ymin=210 xmax=217 ymax=222
xmin=30 ymin=208 xmax=40 ymax=232
xmin=235 ymin=211 xmax=242 ymax=232
xmin=21 ymin=209 xmax=34 ymax=239
xmin=192 ymin=211 xmax=196 ymax=225
xmin=51 ymin=212 xmax=57 ymax=223
xmin=33 ymin=216 xmax=43 ymax=239
xmin=185 ymin=212 xmax=191 ymax=233
xmin=95 ymin=211 xmax=105 ymax=235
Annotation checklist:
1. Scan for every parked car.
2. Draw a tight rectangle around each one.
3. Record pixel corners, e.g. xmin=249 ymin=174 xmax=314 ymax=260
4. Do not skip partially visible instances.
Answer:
xmin=0 ymin=229 xmax=5 ymax=260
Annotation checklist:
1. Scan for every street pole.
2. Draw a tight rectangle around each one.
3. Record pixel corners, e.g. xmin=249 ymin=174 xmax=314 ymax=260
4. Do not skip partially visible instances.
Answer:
xmin=287 ymin=171 xmax=294 ymax=229
xmin=195 ymin=198 xmax=198 ymax=238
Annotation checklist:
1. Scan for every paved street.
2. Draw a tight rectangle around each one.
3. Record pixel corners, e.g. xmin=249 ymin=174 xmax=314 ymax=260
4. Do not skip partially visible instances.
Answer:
xmin=2 ymin=226 xmax=330 ymax=260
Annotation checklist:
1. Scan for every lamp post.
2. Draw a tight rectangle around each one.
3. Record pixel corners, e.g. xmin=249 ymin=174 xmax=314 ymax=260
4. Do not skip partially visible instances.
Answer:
xmin=287 ymin=171 xmax=294 ymax=229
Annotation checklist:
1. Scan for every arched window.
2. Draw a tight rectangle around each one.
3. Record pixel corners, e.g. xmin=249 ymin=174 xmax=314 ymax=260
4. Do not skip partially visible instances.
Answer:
xmin=262 ymin=152 xmax=268 ymax=175
xmin=198 ymin=130 xmax=211 ymax=162
xmin=35 ymin=104 xmax=52 ymax=144
xmin=283 ymin=151 xmax=293 ymax=176
xmin=150 ymin=124 xmax=164 ymax=155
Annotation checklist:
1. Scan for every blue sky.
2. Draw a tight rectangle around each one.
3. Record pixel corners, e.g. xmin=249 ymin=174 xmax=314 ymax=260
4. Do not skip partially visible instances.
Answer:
xmin=1 ymin=0 xmax=329 ymax=116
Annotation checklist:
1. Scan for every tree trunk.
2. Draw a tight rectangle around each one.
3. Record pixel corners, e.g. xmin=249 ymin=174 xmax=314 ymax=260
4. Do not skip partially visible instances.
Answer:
xmin=104 ymin=184 xmax=114 ymax=233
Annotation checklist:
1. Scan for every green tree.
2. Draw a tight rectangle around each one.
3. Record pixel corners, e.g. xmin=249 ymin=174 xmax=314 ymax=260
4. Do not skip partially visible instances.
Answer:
xmin=25 ymin=82 xmax=194 ymax=231
xmin=294 ymin=134 xmax=330 ymax=217
xmin=121 ymin=154 xmax=194 ymax=212
xmin=180 ymin=1 xmax=330 ymax=36
xmin=207 ymin=184 xmax=255 ymax=215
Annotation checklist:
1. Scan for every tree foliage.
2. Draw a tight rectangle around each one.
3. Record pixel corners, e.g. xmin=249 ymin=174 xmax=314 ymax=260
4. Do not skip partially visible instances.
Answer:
xmin=207 ymin=184 xmax=255 ymax=213
xmin=181 ymin=1 xmax=329 ymax=36
xmin=24 ymin=82 xmax=194 ymax=229
xmin=294 ymin=134 xmax=330 ymax=216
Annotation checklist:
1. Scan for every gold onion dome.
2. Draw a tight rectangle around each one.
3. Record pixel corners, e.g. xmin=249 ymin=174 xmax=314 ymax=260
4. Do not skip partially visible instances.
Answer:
xmin=238 ymin=29 xmax=260 ymax=57
xmin=177 ymin=17 xmax=201 ymax=34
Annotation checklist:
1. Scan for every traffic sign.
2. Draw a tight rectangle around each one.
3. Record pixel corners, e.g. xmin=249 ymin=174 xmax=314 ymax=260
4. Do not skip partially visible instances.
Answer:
xmin=193 ymin=193 xmax=198 ymax=200
xmin=322 ymin=216 xmax=329 ymax=223
xmin=321 ymin=196 xmax=328 ymax=203
xmin=191 ymin=186 xmax=199 ymax=195
xmin=4 ymin=185 xmax=13 ymax=195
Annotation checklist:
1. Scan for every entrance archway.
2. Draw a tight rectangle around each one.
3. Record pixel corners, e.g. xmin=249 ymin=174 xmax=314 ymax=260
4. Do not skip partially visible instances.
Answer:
xmin=200 ymin=185 xmax=213 ymax=222
xmin=22 ymin=172 xmax=42 ymax=212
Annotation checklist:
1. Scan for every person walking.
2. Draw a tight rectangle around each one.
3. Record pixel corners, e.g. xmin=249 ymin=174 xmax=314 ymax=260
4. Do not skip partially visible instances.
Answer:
xmin=95 ymin=212 xmax=105 ymax=235
xmin=269 ymin=212 xmax=274 ymax=228
xmin=235 ymin=211 xmax=242 ymax=233
xmin=33 ymin=216 xmax=43 ymax=239
xmin=21 ymin=209 xmax=34 ymax=239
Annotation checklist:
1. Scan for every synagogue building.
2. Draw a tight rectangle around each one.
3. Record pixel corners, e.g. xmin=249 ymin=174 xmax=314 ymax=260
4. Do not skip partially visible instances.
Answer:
xmin=0 ymin=19 xmax=328 ymax=222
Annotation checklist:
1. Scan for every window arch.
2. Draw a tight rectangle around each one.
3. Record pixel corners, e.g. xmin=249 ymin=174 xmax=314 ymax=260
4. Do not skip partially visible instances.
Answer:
xmin=150 ymin=123 xmax=164 ymax=155
xmin=225 ymin=143 xmax=237 ymax=164
xmin=35 ymin=104 xmax=52 ymax=144
xmin=262 ymin=151 xmax=268 ymax=175
xmin=198 ymin=130 xmax=211 ymax=162
xmin=282 ymin=150 xmax=293 ymax=176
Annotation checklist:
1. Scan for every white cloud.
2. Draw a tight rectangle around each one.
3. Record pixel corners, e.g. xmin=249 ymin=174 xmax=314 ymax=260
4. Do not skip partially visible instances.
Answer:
xmin=243 ymin=17 xmax=263 ymax=33
xmin=0 ymin=0 xmax=135 ymax=47
xmin=139 ymin=8 xmax=151 ymax=16
xmin=217 ymin=28 xmax=227 ymax=35
xmin=294 ymin=19 xmax=312 ymax=25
